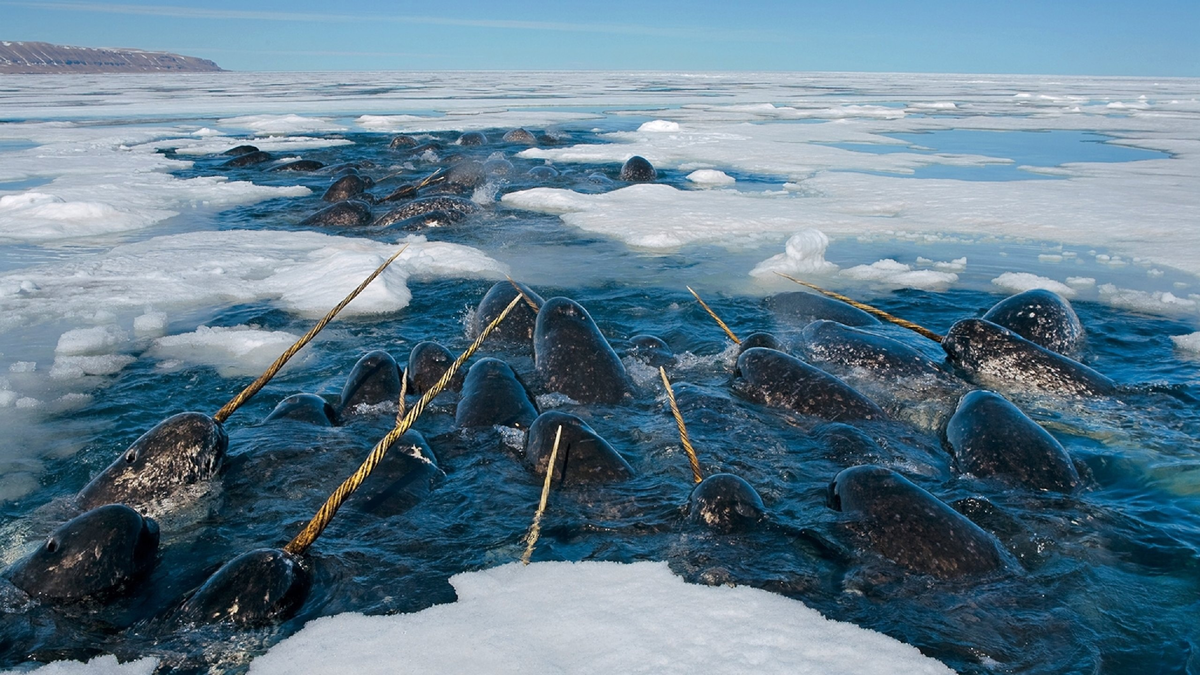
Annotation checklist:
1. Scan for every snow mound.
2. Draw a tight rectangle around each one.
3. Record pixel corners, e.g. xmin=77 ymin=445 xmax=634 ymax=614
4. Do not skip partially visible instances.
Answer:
xmin=686 ymin=169 xmax=735 ymax=185
xmin=638 ymin=120 xmax=680 ymax=132
xmin=248 ymin=561 xmax=953 ymax=675
xmin=750 ymin=230 xmax=838 ymax=278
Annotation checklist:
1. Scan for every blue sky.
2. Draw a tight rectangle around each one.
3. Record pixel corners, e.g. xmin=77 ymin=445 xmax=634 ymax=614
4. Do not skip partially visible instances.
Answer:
xmin=3 ymin=0 xmax=1198 ymax=75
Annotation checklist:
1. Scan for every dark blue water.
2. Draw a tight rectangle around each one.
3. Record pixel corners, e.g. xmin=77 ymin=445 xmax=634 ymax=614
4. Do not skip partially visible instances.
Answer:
xmin=831 ymin=130 xmax=1169 ymax=181
xmin=2 ymin=128 xmax=1198 ymax=674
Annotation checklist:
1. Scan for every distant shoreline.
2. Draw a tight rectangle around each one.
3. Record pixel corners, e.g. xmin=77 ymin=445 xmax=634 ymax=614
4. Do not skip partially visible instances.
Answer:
xmin=0 ymin=40 xmax=222 ymax=74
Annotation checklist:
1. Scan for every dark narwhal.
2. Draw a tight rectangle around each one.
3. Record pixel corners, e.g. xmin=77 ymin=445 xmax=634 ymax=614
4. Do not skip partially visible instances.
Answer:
xmin=338 ymin=350 xmax=402 ymax=418
xmin=733 ymin=348 xmax=885 ymax=422
xmin=455 ymin=358 xmax=539 ymax=429
xmin=800 ymin=320 xmax=949 ymax=381
xmin=619 ymin=156 xmax=657 ymax=182
xmin=945 ymin=390 xmax=1080 ymax=493
xmin=175 ymin=548 xmax=309 ymax=626
xmin=687 ymin=473 xmax=766 ymax=533
xmin=982 ymin=289 xmax=1085 ymax=357
xmin=525 ymin=411 xmax=633 ymax=484
xmin=372 ymin=196 xmax=477 ymax=229
xmin=322 ymin=174 xmax=371 ymax=202
xmin=300 ymin=200 xmax=373 ymax=227
xmin=263 ymin=393 xmax=338 ymax=426
xmin=828 ymin=465 xmax=1010 ymax=578
xmin=628 ymin=334 xmax=676 ymax=368
xmin=77 ymin=412 xmax=227 ymax=513
xmin=221 ymin=151 xmax=272 ymax=168
xmin=502 ymin=128 xmax=538 ymax=145
xmin=534 ymin=297 xmax=630 ymax=404
xmin=406 ymin=341 xmax=463 ymax=395
xmin=942 ymin=319 xmax=1114 ymax=397
xmin=6 ymin=505 xmax=160 ymax=601
xmin=471 ymin=281 xmax=545 ymax=345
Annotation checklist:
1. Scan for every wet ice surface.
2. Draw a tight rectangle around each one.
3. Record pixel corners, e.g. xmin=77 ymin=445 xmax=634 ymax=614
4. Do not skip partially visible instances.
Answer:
xmin=1 ymin=72 xmax=1199 ymax=674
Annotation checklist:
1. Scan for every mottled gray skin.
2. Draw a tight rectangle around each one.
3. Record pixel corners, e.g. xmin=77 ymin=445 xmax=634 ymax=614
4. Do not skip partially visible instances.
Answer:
xmin=628 ymin=334 xmax=676 ymax=367
xmin=801 ymin=320 xmax=949 ymax=381
xmin=299 ymin=200 xmax=373 ymax=227
xmin=482 ymin=158 xmax=514 ymax=176
xmin=455 ymin=358 xmax=539 ymax=429
xmin=946 ymin=390 xmax=1080 ymax=493
xmin=942 ymin=319 xmax=1115 ymax=396
xmin=6 ymin=505 xmax=159 ymax=601
xmin=338 ymin=350 xmax=402 ymax=417
xmin=525 ymin=411 xmax=633 ymax=484
xmin=535 ymin=297 xmax=630 ymax=405
xmin=77 ymin=412 xmax=227 ymax=512
xmin=388 ymin=134 xmax=419 ymax=149
xmin=982 ymin=289 xmax=1085 ymax=357
xmin=687 ymin=473 xmax=766 ymax=534
xmin=444 ymin=160 xmax=485 ymax=188
xmin=457 ymin=131 xmax=487 ymax=146
xmin=828 ymin=465 xmax=1009 ymax=578
xmin=765 ymin=291 xmax=880 ymax=328
xmin=176 ymin=548 xmax=309 ymax=626
xmin=221 ymin=151 xmax=272 ymax=168
xmin=321 ymin=174 xmax=369 ymax=202
xmin=470 ymin=281 xmax=545 ymax=345
xmin=222 ymin=145 xmax=259 ymax=157
xmin=812 ymin=423 xmax=888 ymax=464
xmin=263 ymin=393 xmax=337 ymax=426
xmin=269 ymin=159 xmax=324 ymax=172
xmin=406 ymin=341 xmax=463 ymax=395
xmin=619 ymin=155 xmax=657 ymax=182
xmin=502 ymin=128 xmax=538 ymax=145
xmin=733 ymin=348 xmax=886 ymax=422
xmin=738 ymin=331 xmax=781 ymax=353
xmin=372 ymin=196 xmax=477 ymax=228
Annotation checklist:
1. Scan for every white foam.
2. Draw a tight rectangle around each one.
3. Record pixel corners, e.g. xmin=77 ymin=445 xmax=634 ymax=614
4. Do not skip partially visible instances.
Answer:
xmin=750 ymin=230 xmax=838 ymax=278
xmin=991 ymin=272 xmax=1077 ymax=298
xmin=149 ymin=325 xmax=305 ymax=378
xmin=686 ymin=169 xmax=735 ymax=185
xmin=247 ymin=561 xmax=953 ymax=675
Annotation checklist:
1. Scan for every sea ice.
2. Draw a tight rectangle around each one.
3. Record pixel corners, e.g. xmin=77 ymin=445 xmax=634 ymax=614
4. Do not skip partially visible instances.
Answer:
xmin=247 ymin=561 xmax=954 ymax=675
xmin=149 ymin=325 xmax=306 ymax=378
xmin=991 ymin=272 xmax=1077 ymax=297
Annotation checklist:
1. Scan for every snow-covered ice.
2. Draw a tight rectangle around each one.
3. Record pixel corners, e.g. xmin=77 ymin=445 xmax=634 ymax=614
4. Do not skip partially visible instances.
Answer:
xmin=247 ymin=561 xmax=954 ymax=675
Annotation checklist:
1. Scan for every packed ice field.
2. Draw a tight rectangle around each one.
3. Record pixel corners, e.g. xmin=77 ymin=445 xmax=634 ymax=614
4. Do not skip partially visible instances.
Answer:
xmin=1 ymin=71 xmax=1199 ymax=673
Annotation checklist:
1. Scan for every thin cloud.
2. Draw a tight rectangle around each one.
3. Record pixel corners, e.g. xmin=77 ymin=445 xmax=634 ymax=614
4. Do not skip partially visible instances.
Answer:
xmin=2 ymin=1 xmax=783 ymax=42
